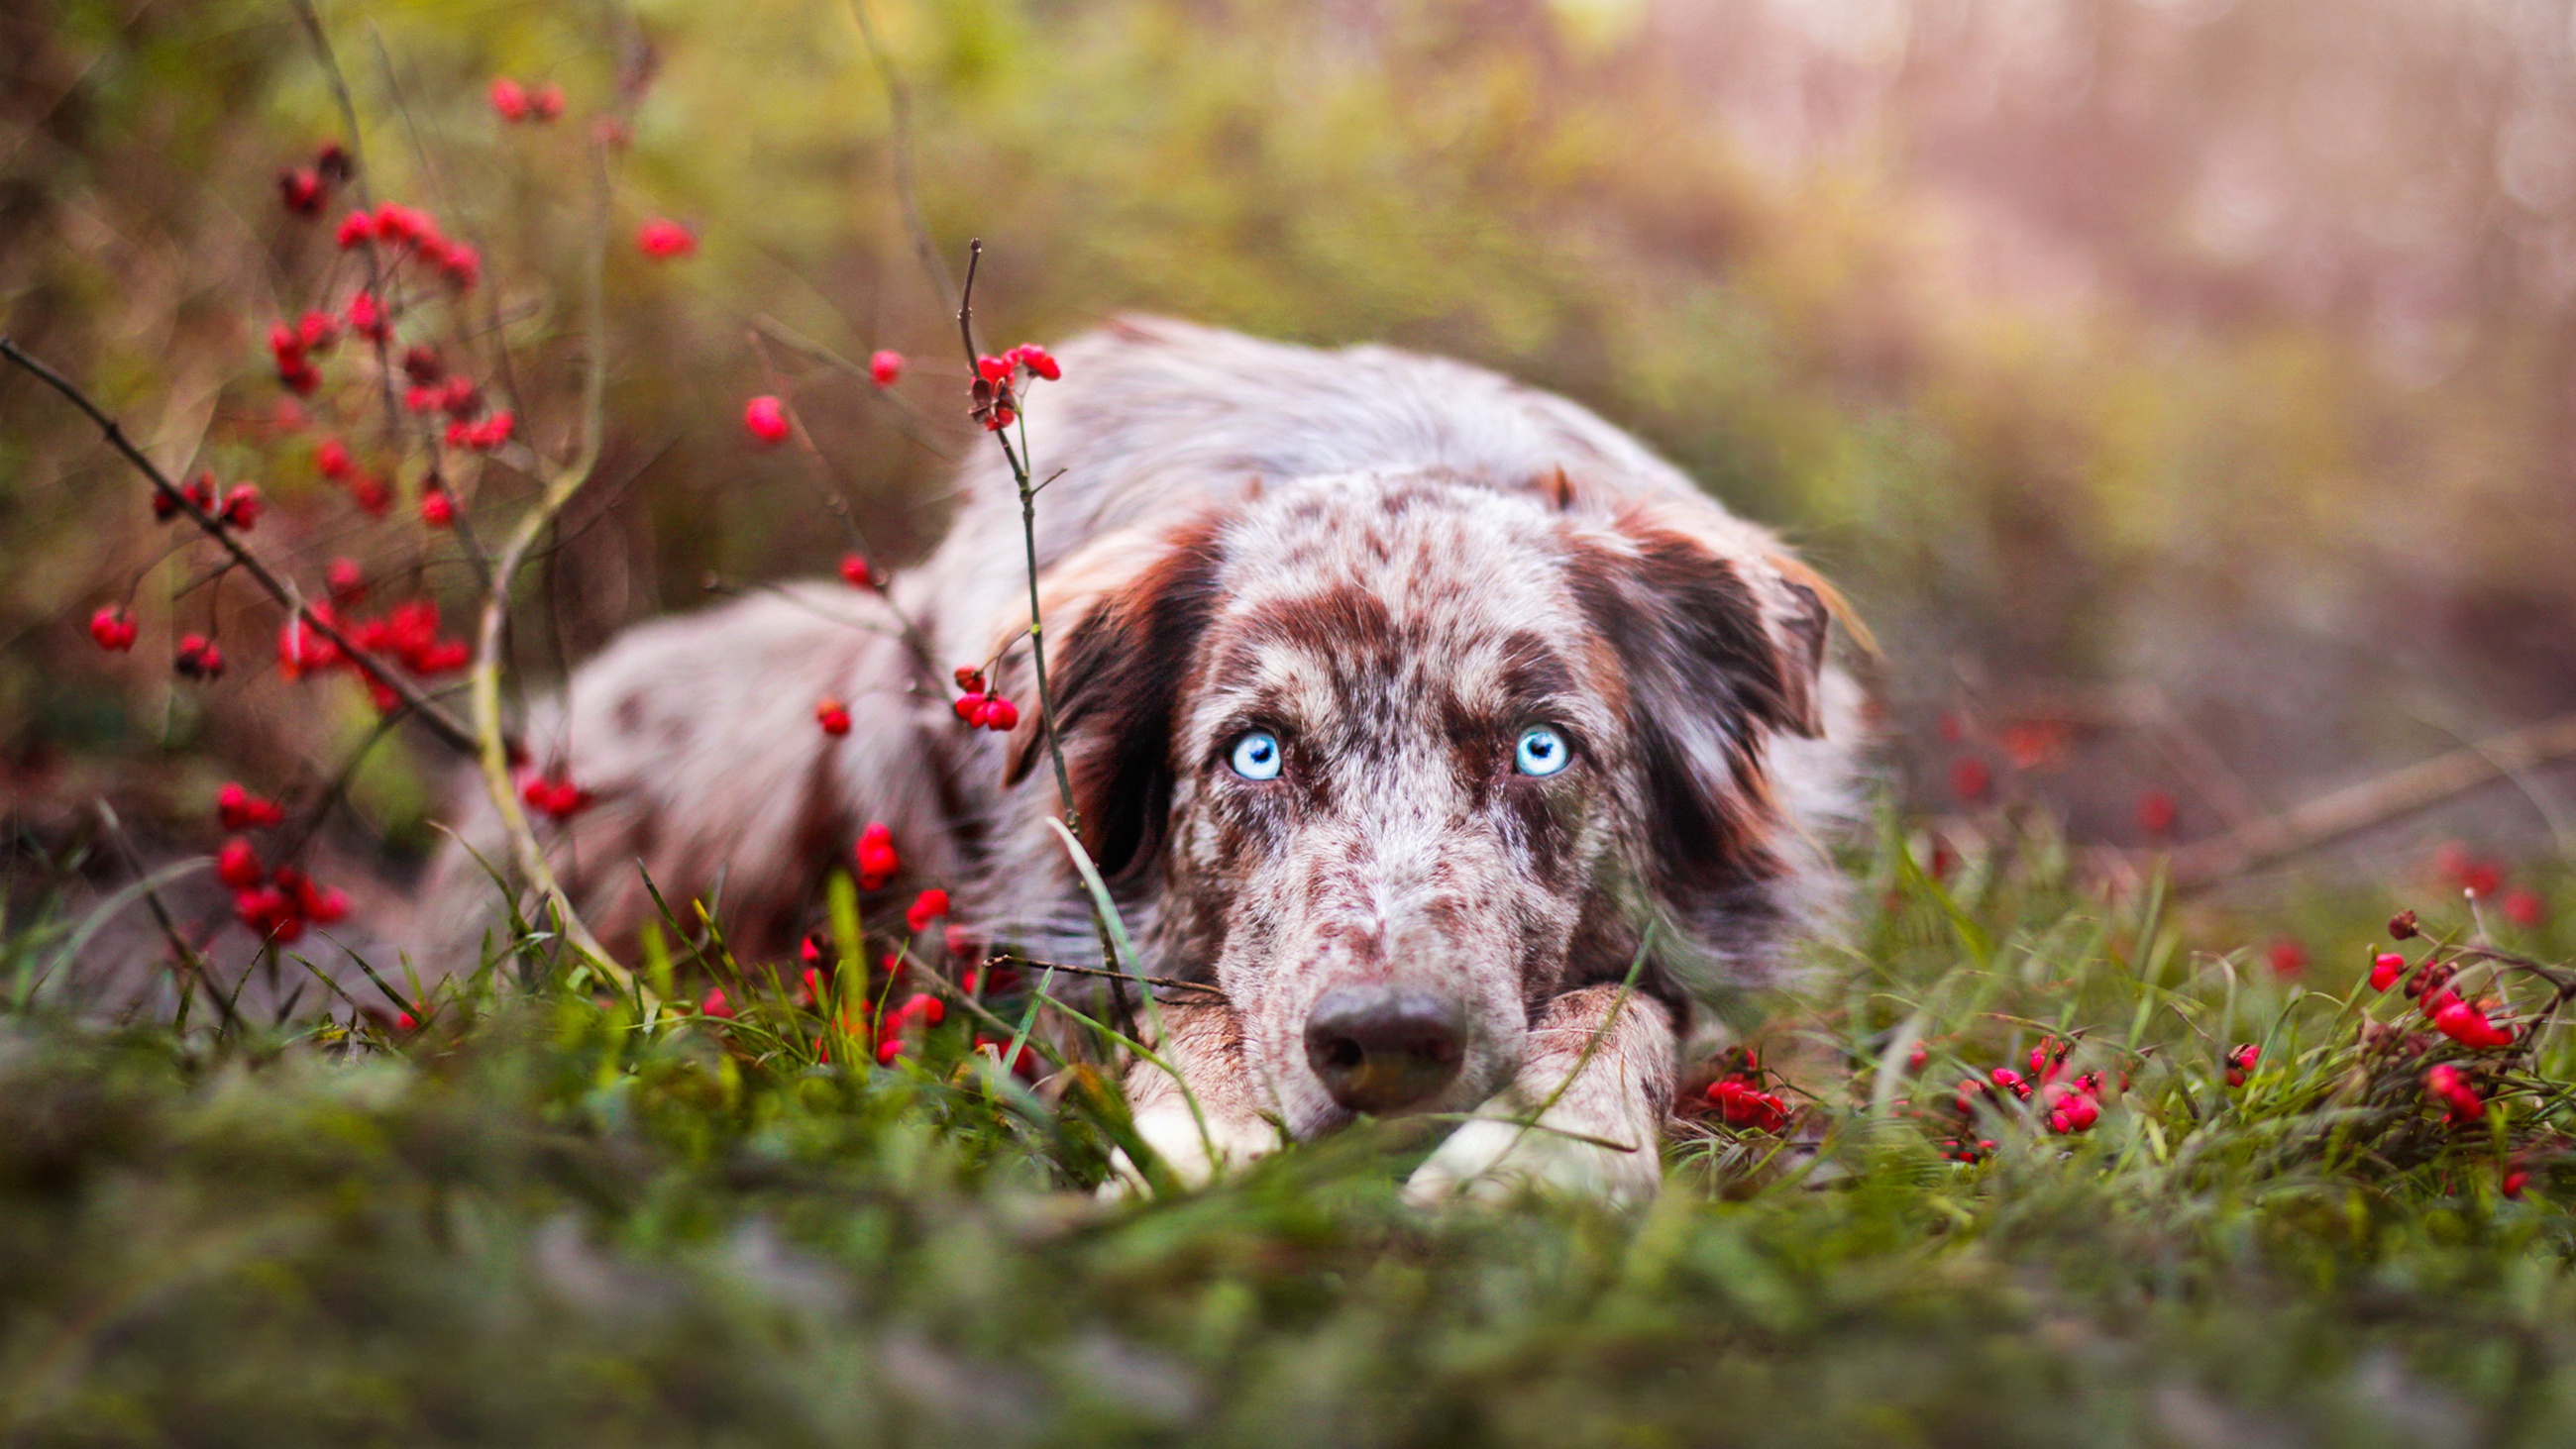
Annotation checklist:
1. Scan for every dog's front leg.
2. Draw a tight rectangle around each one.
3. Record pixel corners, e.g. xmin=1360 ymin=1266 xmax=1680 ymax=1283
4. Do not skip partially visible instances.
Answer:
xmin=1403 ymin=985 xmax=1675 ymax=1207
xmin=1102 ymin=1000 xmax=1285 ymax=1195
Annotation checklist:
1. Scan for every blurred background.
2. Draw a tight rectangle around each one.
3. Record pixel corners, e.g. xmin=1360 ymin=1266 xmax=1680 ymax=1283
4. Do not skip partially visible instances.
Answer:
xmin=7 ymin=0 xmax=2576 ymax=945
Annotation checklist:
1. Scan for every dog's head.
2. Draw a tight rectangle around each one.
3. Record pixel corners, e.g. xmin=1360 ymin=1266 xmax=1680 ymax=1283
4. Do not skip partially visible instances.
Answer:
xmin=1006 ymin=468 xmax=1848 ymax=1137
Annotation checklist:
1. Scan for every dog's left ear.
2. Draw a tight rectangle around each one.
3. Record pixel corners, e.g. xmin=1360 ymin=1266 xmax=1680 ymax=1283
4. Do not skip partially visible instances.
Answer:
xmin=1569 ymin=502 xmax=1839 ymax=747
xmin=1563 ymin=502 xmax=1848 ymax=988
xmin=999 ymin=516 xmax=1228 ymax=881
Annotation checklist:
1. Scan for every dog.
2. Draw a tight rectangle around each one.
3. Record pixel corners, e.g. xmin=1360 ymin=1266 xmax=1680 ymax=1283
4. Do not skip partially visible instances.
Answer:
xmin=428 ymin=317 xmax=1863 ymax=1203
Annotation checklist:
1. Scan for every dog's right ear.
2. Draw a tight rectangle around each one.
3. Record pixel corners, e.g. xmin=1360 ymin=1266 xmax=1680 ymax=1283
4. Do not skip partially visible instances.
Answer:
xmin=1000 ymin=516 xmax=1229 ymax=881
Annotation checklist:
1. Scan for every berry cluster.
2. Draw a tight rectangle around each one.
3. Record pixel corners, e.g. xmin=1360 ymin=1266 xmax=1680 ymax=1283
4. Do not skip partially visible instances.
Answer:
xmin=949 ymin=666 xmax=1019 ymax=732
xmin=275 ymin=142 xmax=353 ymax=218
xmin=855 ymin=820 xmax=900 ymax=890
xmin=970 ymin=344 xmax=1059 ymax=432
xmin=486 ymin=77 xmax=567 ymax=124
xmin=210 ymin=781 xmax=348 ymax=944
xmin=518 ymin=773 xmax=592 ymax=821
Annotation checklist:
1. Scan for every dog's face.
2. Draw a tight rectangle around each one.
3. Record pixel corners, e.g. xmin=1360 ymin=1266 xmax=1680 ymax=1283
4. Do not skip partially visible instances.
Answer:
xmin=1025 ymin=470 xmax=1832 ymax=1137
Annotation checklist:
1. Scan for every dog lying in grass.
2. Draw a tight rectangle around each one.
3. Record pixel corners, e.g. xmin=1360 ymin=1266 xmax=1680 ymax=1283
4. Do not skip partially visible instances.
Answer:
xmin=431 ymin=318 xmax=1863 ymax=1203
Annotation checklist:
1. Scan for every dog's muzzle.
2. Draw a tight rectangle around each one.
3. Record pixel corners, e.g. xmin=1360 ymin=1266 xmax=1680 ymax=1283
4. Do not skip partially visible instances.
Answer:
xmin=1301 ymin=983 xmax=1466 ymax=1114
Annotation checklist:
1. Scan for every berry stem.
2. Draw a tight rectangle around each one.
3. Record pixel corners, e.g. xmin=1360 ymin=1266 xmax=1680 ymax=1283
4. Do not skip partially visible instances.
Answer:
xmin=465 ymin=137 xmax=633 ymax=996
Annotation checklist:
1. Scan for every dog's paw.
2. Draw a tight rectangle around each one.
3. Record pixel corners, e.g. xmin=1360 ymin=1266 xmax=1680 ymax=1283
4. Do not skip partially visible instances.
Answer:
xmin=1099 ymin=1108 xmax=1283 ymax=1198
xmin=1402 ymin=1116 xmax=1661 ymax=1208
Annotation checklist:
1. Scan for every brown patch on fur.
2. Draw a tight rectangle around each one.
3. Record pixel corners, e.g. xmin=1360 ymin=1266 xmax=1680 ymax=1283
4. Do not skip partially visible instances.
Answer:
xmin=1018 ymin=516 xmax=1231 ymax=880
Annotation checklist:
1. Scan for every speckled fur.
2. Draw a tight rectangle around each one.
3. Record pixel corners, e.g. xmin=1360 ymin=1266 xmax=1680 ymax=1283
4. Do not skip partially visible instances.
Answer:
xmin=425 ymin=318 xmax=1864 ymax=1200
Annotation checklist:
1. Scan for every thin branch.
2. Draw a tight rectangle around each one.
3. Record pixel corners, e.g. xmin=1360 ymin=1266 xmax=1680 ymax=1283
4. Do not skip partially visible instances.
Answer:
xmin=957 ymin=241 xmax=1078 ymax=837
xmin=845 ymin=0 xmax=954 ymax=305
xmin=2165 ymin=711 xmax=2576 ymax=888
xmin=750 ymin=313 xmax=956 ymax=460
xmin=92 ymin=801 xmax=243 ymax=1034
xmin=1 ymin=334 xmax=482 ymax=755
xmin=466 ymin=139 xmax=632 ymax=993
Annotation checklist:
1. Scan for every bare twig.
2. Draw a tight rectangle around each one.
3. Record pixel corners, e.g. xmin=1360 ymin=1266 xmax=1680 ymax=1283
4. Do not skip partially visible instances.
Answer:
xmin=957 ymin=242 xmax=1079 ymax=838
xmin=92 ymin=802 xmax=243 ymax=1034
xmin=0 ymin=334 xmax=482 ymax=755
xmin=2165 ymin=711 xmax=2576 ymax=887
xmin=845 ymin=0 xmax=954 ymax=305
xmin=750 ymin=313 xmax=956 ymax=460
xmin=465 ymin=141 xmax=632 ymax=992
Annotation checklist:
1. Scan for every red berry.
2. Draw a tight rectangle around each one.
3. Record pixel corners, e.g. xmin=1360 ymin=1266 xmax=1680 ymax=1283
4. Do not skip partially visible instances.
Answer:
xmin=743 ymin=395 xmax=791 ymax=445
xmin=529 ymin=83 xmax=565 ymax=121
xmin=278 ymin=167 xmax=324 ymax=215
xmin=815 ymin=698 xmax=852 ymax=736
xmin=220 ymin=484 xmax=262 ymax=531
xmin=2433 ymin=999 xmax=2513 ymax=1050
xmin=2223 ymin=1043 xmax=2259 ymax=1087
xmin=980 ymin=696 xmax=1019 ymax=731
xmin=325 ymin=557 xmax=367 ymax=603
xmin=350 ymin=474 xmax=391 ymax=516
xmin=2265 ymin=938 xmax=2306 ymax=979
xmin=2389 ymin=909 xmax=2420 ymax=940
xmin=700 ymin=987 xmax=734 ymax=1019
xmin=174 ymin=635 xmax=225 ymax=680
xmin=217 ymin=781 xmax=285 ymax=830
xmin=402 ymin=345 xmax=445 ymax=385
xmin=1949 ymin=756 xmax=1990 ymax=803
xmin=420 ymin=490 xmax=455 ymax=528
xmin=89 ymin=606 xmax=138 ymax=653
xmin=315 ymin=438 xmax=352 ymax=480
xmin=869 ymin=350 xmax=905 ymax=386
xmin=855 ymin=821 xmax=900 ymax=889
xmin=216 ymin=837 xmax=264 ymax=889
xmin=2505 ymin=1170 xmax=2531 ymax=1198
xmin=436 ymin=242 xmax=481 ymax=290
xmin=636 ymin=218 xmax=696 ymax=259
xmin=1013 ymin=344 xmax=1060 ymax=381
xmin=347 ymin=289 xmax=385 ymax=341
xmin=2370 ymin=951 xmax=2406 ymax=991
xmin=488 ymin=77 xmax=529 ymax=121
xmin=953 ymin=691 xmax=987 ymax=723
xmin=975 ymin=354 xmax=1013 ymax=384
xmin=905 ymin=888 xmax=950 ymax=933
xmin=335 ymin=210 xmax=373 ymax=249
xmin=2504 ymin=889 xmax=2547 ymax=929
xmin=981 ymin=405 xmax=1017 ymax=433
xmin=372 ymin=203 xmax=426 ymax=244
xmin=296 ymin=310 xmax=339 ymax=353
xmin=2136 ymin=789 xmax=2178 ymax=836
xmin=838 ymin=554 xmax=878 ymax=589
xmin=2426 ymin=1063 xmax=2485 ymax=1122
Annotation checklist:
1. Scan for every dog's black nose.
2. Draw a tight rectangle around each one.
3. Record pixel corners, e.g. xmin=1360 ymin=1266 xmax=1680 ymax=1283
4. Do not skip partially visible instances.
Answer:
xmin=1303 ymin=985 xmax=1466 ymax=1114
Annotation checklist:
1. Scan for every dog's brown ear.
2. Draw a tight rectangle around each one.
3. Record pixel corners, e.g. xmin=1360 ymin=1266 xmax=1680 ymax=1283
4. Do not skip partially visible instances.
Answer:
xmin=1570 ymin=504 xmax=1838 ymax=746
xmin=1565 ymin=504 xmax=1845 ymax=979
xmin=1001 ymin=517 xmax=1228 ymax=881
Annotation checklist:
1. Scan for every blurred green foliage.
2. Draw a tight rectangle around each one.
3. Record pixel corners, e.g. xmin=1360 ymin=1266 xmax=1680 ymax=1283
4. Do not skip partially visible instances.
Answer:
xmin=6 ymin=818 xmax=2576 ymax=1444
xmin=8 ymin=0 xmax=2576 ymax=852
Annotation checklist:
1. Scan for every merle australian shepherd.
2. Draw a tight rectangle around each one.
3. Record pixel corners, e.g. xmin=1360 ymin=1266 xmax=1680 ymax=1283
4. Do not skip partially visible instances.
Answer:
xmin=430 ymin=317 xmax=1864 ymax=1203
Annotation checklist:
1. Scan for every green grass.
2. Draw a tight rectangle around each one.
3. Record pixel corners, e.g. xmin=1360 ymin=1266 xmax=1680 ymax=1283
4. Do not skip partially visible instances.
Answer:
xmin=5 ymin=822 xmax=2576 ymax=1447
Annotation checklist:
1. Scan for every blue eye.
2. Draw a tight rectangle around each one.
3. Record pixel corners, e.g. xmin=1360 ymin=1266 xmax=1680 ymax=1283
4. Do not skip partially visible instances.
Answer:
xmin=1228 ymin=730 xmax=1283 ymax=780
xmin=1514 ymin=725 xmax=1571 ymax=776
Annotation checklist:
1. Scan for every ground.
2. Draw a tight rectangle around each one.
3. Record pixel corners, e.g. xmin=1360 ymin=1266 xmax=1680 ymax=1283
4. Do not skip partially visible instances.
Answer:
xmin=3 ymin=823 xmax=2573 ymax=1448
